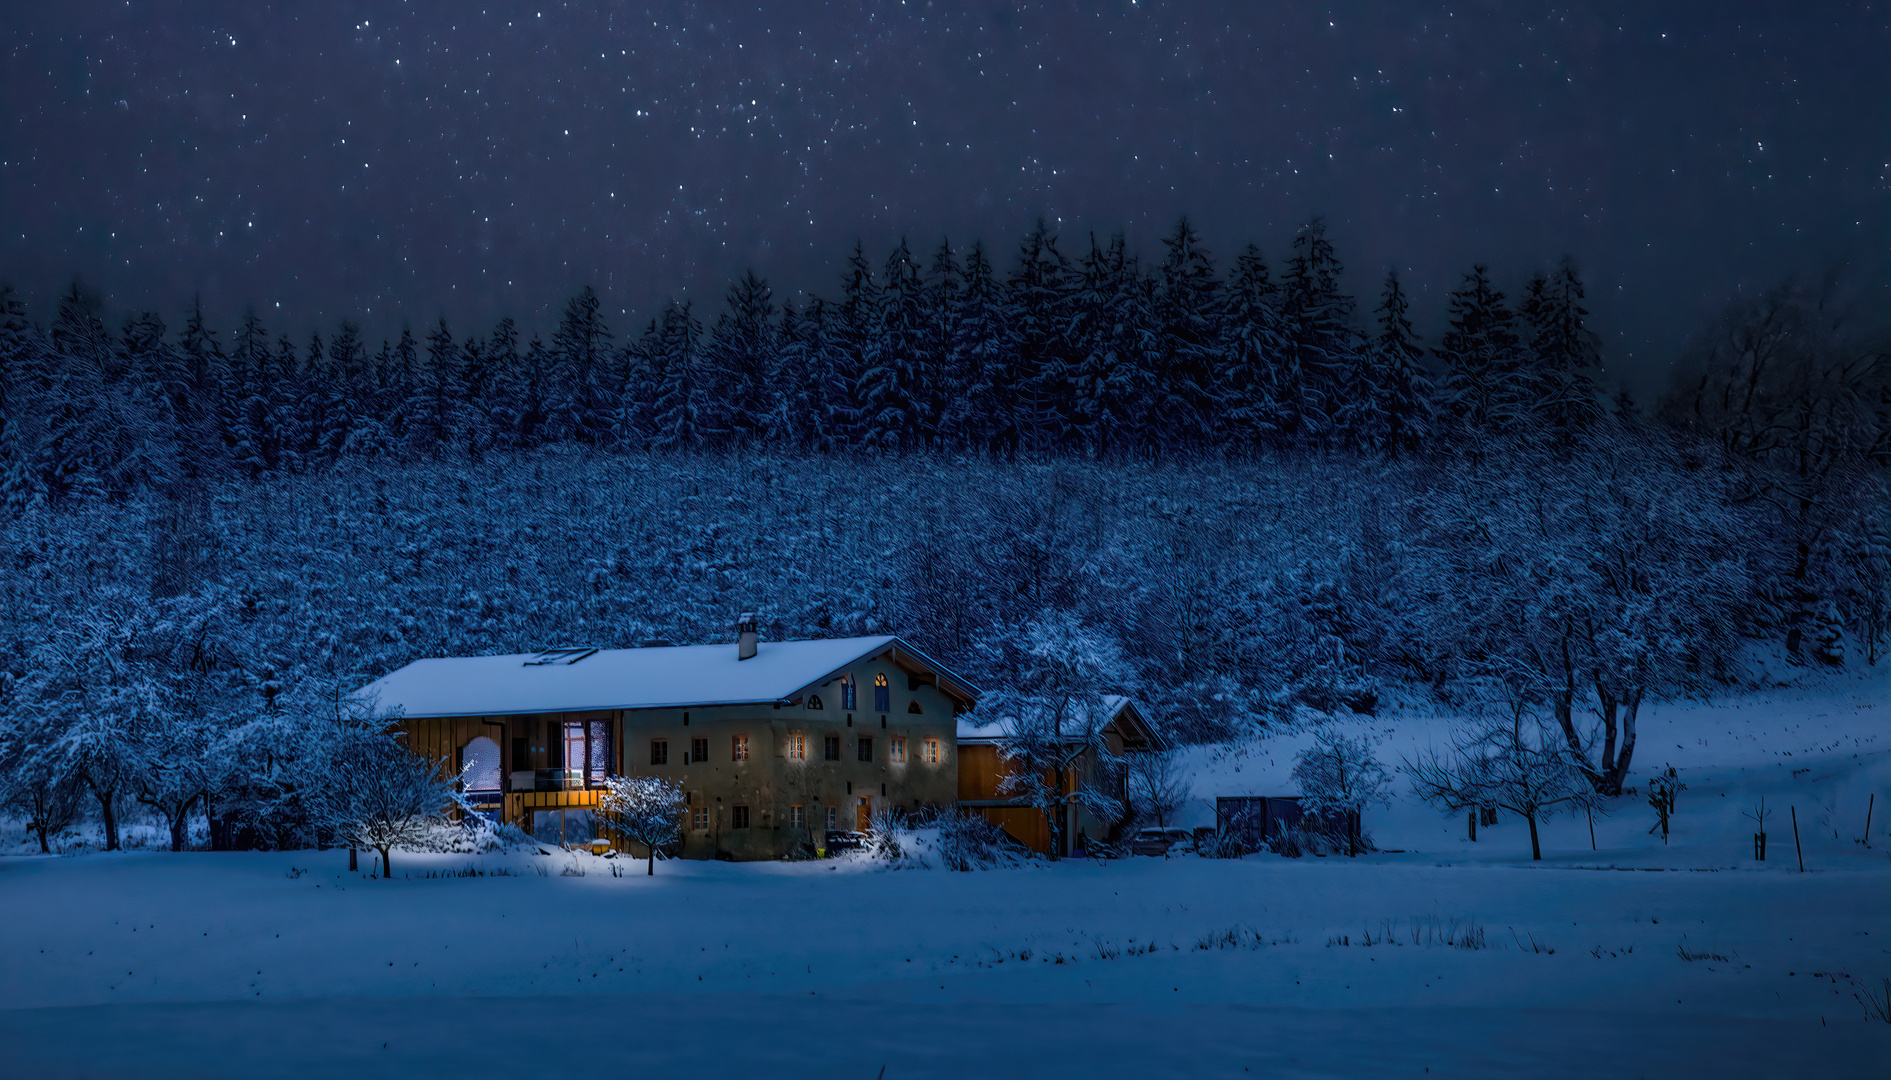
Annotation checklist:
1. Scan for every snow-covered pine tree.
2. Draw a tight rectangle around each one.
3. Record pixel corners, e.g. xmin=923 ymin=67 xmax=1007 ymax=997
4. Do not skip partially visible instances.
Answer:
xmin=1218 ymin=244 xmax=1288 ymax=452
xmin=942 ymin=242 xmax=1014 ymax=456
xmin=1521 ymin=259 xmax=1605 ymax=442
xmin=1152 ymin=218 xmax=1223 ymax=456
xmin=861 ymin=238 xmax=928 ymax=452
xmin=1368 ymin=270 xmax=1435 ymax=458
xmin=650 ymin=300 xmax=706 ymax=451
xmin=702 ymin=270 xmax=777 ymax=449
xmin=1433 ymin=265 xmax=1527 ymax=438
xmin=551 ymin=286 xmax=613 ymax=447
xmin=1067 ymin=233 xmax=1143 ymax=459
xmin=1279 ymin=220 xmax=1359 ymax=447
xmin=1006 ymin=222 xmax=1073 ymax=457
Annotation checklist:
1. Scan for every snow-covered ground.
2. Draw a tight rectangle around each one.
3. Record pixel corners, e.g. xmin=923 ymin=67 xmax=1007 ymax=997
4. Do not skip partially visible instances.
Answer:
xmin=2 ymin=670 xmax=1887 ymax=1078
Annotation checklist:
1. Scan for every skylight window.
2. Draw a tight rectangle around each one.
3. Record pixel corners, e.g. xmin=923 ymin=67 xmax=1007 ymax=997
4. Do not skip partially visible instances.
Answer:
xmin=524 ymin=647 xmax=598 ymax=666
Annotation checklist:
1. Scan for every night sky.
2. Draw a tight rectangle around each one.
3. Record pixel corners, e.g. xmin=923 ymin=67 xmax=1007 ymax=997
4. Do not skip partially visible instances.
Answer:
xmin=3 ymin=2 xmax=1886 ymax=387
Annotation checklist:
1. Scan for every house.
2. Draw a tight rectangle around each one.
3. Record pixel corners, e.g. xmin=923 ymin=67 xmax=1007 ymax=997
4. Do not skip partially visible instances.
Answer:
xmin=355 ymin=616 xmax=979 ymax=861
xmin=955 ymin=695 xmax=1164 ymax=856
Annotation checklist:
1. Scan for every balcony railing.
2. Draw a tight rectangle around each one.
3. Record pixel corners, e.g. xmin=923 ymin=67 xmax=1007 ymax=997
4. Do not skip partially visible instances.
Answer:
xmin=507 ymin=768 xmax=601 ymax=793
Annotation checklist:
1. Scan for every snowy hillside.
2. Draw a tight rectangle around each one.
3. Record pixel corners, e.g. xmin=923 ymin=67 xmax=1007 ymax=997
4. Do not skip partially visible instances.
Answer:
xmin=2 ymin=671 xmax=1886 ymax=1078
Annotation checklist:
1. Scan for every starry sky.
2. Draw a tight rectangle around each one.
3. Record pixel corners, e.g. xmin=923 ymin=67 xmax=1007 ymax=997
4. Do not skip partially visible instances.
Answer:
xmin=3 ymin=2 xmax=1886 ymax=385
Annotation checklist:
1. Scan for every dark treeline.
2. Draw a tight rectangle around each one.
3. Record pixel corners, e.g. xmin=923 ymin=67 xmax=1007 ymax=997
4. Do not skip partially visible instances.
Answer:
xmin=4 ymin=220 xmax=1634 ymax=490
xmin=0 ymin=219 xmax=1886 ymax=850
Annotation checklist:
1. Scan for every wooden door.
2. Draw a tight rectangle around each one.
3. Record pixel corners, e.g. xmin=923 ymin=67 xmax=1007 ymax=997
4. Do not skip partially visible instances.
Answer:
xmin=856 ymin=796 xmax=871 ymax=832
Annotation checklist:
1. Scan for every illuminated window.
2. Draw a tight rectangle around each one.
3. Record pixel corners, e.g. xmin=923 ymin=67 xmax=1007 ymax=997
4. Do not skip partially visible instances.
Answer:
xmin=856 ymin=736 xmax=874 ymax=763
xmin=786 ymin=733 xmax=807 ymax=761
xmin=790 ymin=804 xmax=806 ymax=829
xmin=692 ymin=806 xmax=709 ymax=831
xmin=873 ymin=673 xmax=890 ymax=712
xmin=889 ymin=737 xmax=906 ymax=764
xmin=732 ymin=735 xmax=750 ymax=762
xmin=731 ymin=805 xmax=751 ymax=829
xmin=907 ymin=700 xmax=922 ymax=714
xmin=922 ymin=738 xmax=941 ymax=765
xmin=690 ymin=737 xmax=708 ymax=763
xmin=650 ymin=739 xmax=668 ymax=765
xmin=824 ymin=734 xmax=840 ymax=761
xmin=840 ymin=674 xmax=856 ymax=711
xmin=807 ymin=694 xmax=824 ymax=710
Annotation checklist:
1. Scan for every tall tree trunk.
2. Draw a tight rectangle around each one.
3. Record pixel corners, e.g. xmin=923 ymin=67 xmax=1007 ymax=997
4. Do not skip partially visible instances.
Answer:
xmin=377 ymin=845 xmax=392 ymax=878
xmin=91 ymin=780 xmax=120 ymax=852
xmin=1600 ymin=687 xmax=1641 ymax=795
xmin=647 ymin=847 xmax=655 ymax=876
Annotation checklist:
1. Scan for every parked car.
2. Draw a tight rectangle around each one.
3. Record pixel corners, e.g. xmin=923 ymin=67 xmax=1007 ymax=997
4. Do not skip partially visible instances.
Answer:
xmin=1129 ymin=826 xmax=1195 ymax=856
xmin=822 ymin=830 xmax=868 ymax=853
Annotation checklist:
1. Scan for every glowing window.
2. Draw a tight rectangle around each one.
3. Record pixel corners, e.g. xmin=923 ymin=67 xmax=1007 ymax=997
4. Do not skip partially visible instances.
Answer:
xmin=873 ymin=673 xmax=890 ymax=712
xmin=889 ymin=737 xmax=906 ymax=764
xmin=922 ymin=738 xmax=941 ymax=765
xmin=732 ymin=735 xmax=750 ymax=762
xmin=786 ymin=733 xmax=807 ymax=761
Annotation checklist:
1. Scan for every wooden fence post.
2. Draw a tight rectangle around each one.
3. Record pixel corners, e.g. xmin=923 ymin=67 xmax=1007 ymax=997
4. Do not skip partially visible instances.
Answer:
xmin=1790 ymin=805 xmax=1804 ymax=872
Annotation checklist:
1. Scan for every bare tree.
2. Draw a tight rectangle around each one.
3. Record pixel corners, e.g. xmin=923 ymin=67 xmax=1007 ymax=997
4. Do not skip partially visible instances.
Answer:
xmin=1405 ymin=670 xmax=1595 ymax=861
xmin=1126 ymin=750 xmax=1192 ymax=829
xmin=598 ymin=774 xmax=686 ymax=875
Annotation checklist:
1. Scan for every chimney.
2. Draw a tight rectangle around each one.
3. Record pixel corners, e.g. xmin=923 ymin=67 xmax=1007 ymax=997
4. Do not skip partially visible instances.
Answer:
xmin=737 ymin=612 xmax=758 ymax=660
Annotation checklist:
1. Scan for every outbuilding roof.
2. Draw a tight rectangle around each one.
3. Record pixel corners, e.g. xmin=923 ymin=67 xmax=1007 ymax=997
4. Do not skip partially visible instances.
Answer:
xmin=357 ymin=635 xmax=980 ymax=720
xmin=956 ymin=694 xmax=1164 ymax=750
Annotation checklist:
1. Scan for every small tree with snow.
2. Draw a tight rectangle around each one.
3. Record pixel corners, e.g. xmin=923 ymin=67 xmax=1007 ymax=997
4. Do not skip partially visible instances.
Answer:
xmin=305 ymin=700 xmax=456 ymax=878
xmin=597 ymin=774 xmax=685 ymax=875
xmin=1291 ymin=730 xmax=1391 ymax=856
xmin=975 ymin=612 xmax=1133 ymax=860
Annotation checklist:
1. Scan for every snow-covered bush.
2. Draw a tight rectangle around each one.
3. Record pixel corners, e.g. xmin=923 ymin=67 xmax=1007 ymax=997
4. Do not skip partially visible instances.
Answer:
xmin=933 ymin=810 xmax=1030 ymax=871
xmin=1291 ymin=730 xmax=1392 ymax=857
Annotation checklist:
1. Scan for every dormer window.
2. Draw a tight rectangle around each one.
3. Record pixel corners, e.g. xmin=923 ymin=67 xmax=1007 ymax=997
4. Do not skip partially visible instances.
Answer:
xmin=873 ymin=673 xmax=890 ymax=713
xmin=807 ymin=694 xmax=824 ymax=710
xmin=840 ymin=674 xmax=856 ymax=711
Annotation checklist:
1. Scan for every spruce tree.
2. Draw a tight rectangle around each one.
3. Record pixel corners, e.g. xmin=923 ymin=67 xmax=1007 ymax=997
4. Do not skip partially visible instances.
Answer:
xmin=1434 ymin=265 xmax=1525 ymax=437
xmin=703 ymin=271 xmax=776 ymax=448
xmin=861 ymin=239 xmax=927 ymax=452
xmin=1369 ymin=270 xmax=1435 ymax=458
xmin=1153 ymin=218 xmax=1223 ymax=455
xmin=1521 ymin=258 xmax=1604 ymax=442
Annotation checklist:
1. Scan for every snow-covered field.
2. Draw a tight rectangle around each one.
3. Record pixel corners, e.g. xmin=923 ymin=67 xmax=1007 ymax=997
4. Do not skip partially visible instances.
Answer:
xmin=3 ymin=671 xmax=1887 ymax=1078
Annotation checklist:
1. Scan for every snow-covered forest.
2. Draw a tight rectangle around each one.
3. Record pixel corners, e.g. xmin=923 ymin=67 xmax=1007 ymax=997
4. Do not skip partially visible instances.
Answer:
xmin=0 ymin=220 xmax=1886 ymax=849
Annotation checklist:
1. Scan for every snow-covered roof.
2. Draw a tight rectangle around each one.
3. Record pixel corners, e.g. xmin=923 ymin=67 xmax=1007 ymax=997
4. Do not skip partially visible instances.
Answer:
xmin=958 ymin=694 xmax=1162 ymax=748
xmin=357 ymin=635 xmax=979 ymax=719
